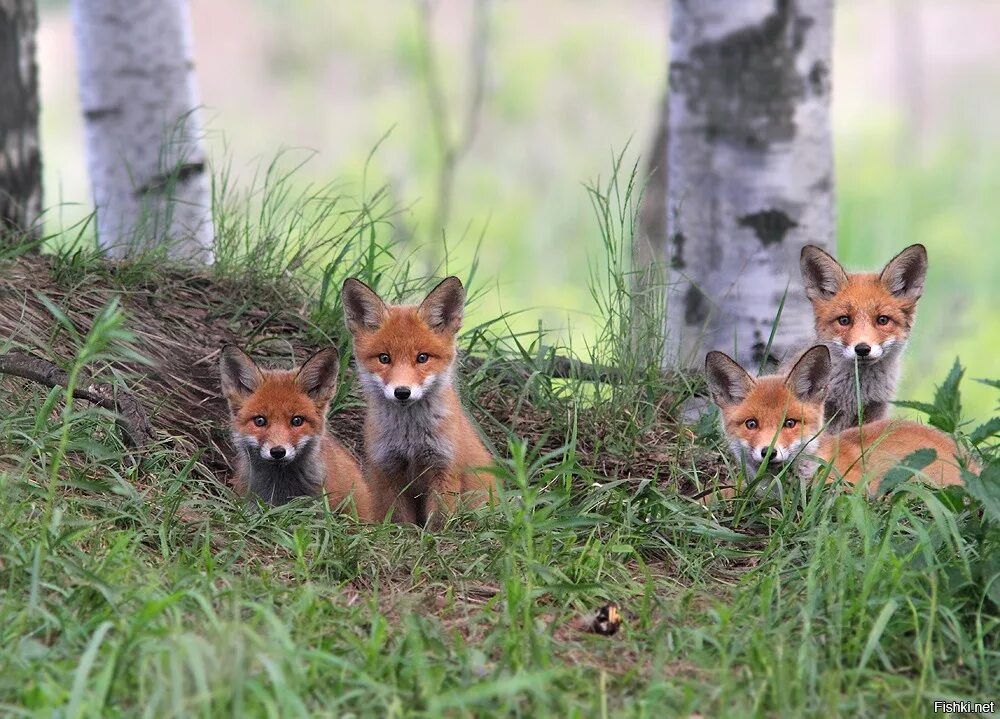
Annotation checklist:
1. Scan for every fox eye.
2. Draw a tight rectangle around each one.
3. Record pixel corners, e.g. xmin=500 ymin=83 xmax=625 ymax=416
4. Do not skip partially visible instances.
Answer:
xmin=836 ymin=315 xmax=851 ymax=326
xmin=416 ymin=353 xmax=429 ymax=364
xmin=378 ymin=353 xmax=391 ymax=364
xmin=253 ymin=416 xmax=267 ymax=427
xmin=745 ymin=419 xmax=758 ymax=430
xmin=290 ymin=416 xmax=304 ymax=427
xmin=784 ymin=418 xmax=798 ymax=429
xmin=876 ymin=315 xmax=891 ymax=326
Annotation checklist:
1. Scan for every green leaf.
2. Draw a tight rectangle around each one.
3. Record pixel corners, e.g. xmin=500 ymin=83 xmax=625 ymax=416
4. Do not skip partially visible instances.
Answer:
xmin=975 ymin=378 xmax=1000 ymax=391
xmin=961 ymin=459 xmax=1000 ymax=525
xmin=969 ymin=417 xmax=1000 ymax=445
xmin=876 ymin=448 xmax=938 ymax=497
xmin=892 ymin=400 xmax=938 ymax=416
xmin=930 ymin=357 xmax=964 ymax=432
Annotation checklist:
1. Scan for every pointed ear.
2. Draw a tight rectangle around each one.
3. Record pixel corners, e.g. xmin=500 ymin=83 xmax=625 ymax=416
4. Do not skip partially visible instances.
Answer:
xmin=785 ymin=345 xmax=831 ymax=403
xmin=341 ymin=278 xmax=388 ymax=333
xmin=295 ymin=347 xmax=340 ymax=405
xmin=417 ymin=276 xmax=465 ymax=334
xmin=800 ymin=245 xmax=848 ymax=301
xmin=879 ymin=244 xmax=927 ymax=300
xmin=220 ymin=345 xmax=263 ymax=408
xmin=705 ymin=351 xmax=755 ymax=408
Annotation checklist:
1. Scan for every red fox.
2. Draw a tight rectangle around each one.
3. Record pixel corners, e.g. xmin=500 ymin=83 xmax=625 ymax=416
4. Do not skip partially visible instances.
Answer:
xmin=705 ymin=345 xmax=966 ymax=492
xmin=219 ymin=344 xmax=371 ymax=517
xmin=799 ymin=244 xmax=928 ymax=433
xmin=341 ymin=276 xmax=495 ymax=526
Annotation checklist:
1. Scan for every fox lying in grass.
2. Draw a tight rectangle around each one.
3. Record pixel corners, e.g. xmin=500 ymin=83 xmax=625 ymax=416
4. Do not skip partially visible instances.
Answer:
xmin=799 ymin=243 xmax=928 ymax=433
xmin=219 ymin=345 xmax=371 ymax=517
xmin=706 ymin=345 xmax=966 ymax=492
xmin=341 ymin=276 xmax=495 ymax=526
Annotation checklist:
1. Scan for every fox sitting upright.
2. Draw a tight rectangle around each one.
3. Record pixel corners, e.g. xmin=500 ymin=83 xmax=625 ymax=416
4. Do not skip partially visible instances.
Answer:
xmin=341 ymin=276 xmax=495 ymax=526
xmin=799 ymin=243 xmax=928 ymax=433
xmin=705 ymin=345 xmax=967 ymax=492
xmin=219 ymin=344 xmax=371 ymax=517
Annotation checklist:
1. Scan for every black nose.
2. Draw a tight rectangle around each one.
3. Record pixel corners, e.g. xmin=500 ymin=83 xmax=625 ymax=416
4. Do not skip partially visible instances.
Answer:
xmin=758 ymin=447 xmax=769 ymax=460
xmin=270 ymin=446 xmax=286 ymax=459
xmin=854 ymin=343 xmax=871 ymax=357
xmin=394 ymin=386 xmax=411 ymax=401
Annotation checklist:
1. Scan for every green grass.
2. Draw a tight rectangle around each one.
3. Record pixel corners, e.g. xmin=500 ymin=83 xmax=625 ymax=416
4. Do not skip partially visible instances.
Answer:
xmin=1 ymin=165 xmax=999 ymax=718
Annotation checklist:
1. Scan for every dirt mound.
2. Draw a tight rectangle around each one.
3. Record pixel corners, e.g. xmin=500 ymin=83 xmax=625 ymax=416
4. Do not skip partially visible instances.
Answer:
xmin=0 ymin=253 xmax=347 ymax=481
xmin=0 ymin=252 xmax=716 ymax=493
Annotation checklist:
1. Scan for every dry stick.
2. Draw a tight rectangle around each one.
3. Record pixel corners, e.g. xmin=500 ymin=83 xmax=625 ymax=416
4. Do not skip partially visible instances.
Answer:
xmin=0 ymin=351 xmax=154 ymax=449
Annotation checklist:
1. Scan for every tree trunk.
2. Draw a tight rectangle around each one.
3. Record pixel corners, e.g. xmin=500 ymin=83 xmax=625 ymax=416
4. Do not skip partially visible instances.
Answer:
xmin=71 ymin=0 xmax=213 ymax=261
xmin=0 ymin=0 xmax=42 ymax=241
xmin=664 ymin=0 xmax=834 ymax=370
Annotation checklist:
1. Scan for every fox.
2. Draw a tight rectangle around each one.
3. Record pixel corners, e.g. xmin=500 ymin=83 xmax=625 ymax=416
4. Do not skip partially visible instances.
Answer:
xmin=705 ymin=345 xmax=966 ymax=492
xmin=341 ymin=276 xmax=495 ymax=526
xmin=219 ymin=344 xmax=371 ymax=517
xmin=799 ymin=243 xmax=928 ymax=434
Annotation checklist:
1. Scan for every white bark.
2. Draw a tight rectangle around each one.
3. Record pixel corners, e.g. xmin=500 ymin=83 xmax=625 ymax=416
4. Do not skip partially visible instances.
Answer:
xmin=664 ymin=0 xmax=834 ymax=370
xmin=71 ymin=0 xmax=213 ymax=261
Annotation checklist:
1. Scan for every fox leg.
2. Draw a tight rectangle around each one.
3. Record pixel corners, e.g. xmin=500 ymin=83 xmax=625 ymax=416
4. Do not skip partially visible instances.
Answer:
xmin=424 ymin=471 xmax=463 ymax=530
xmin=365 ymin=466 xmax=417 ymax=524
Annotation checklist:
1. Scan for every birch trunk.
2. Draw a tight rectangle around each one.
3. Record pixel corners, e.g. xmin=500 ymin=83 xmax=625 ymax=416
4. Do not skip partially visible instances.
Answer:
xmin=71 ymin=0 xmax=213 ymax=261
xmin=0 ymin=0 xmax=41 ymax=240
xmin=664 ymin=0 xmax=834 ymax=370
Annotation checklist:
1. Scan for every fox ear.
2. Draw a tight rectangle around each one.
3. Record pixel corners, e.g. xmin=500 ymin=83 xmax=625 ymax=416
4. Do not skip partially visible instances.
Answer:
xmin=342 ymin=278 xmax=388 ymax=333
xmin=417 ymin=276 xmax=465 ymax=334
xmin=220 ymin=345 xmax=263 ymax=407
xmin=785 ymin=345 xmax=831 ymax=403
xmin=800 ymin=245 xmax=848 ymax=301
xmin=296 ymin=347 xmax=340 ymax=405
xmin=705 ymin=351 xmax=754 ymax=408
xmin=879 ymin=244 xmax=927 ymax=300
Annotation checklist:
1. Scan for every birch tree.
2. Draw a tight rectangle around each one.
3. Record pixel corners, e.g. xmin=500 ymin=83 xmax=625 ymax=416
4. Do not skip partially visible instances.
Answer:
xmin=664 ymin=0 xmax=834 ymax=370
xmin=0 ymin=0 xmax=41 ymax=240
xmin=72 ymin=0 xmax=213 ymax=260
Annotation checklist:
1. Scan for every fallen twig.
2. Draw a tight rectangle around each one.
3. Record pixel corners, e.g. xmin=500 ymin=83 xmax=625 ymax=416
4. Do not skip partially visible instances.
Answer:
xmin=0 ymin=350 xmax=155 ymax=449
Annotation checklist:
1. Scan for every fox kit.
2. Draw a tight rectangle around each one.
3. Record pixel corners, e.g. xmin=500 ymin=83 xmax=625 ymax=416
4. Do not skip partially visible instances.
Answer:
xmin=706 ymin=345 xmax=965 ymax=491
xmin=799 ymin=244 xmax=928 ymax=434
xmin=341 ymin=276 xmax=495 ymax=526
xmin=219 ymin=344 xmax=371 ymax=517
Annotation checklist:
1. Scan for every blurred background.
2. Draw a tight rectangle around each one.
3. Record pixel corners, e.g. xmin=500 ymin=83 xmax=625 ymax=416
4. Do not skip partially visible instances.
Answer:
xmin=36 ymin=0 xmax=1000 ymax=420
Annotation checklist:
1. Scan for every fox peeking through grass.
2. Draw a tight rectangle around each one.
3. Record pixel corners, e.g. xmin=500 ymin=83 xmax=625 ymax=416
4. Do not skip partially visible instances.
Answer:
xmin=799 ymin=243 xmax=928 ymax=433
xmin=706 ymin=345 xmax=967 ymax=492
xmin=341 ymin=276 xmax=495 ymax=526
xmin=219 ymin=344 xmax=371 ymax=516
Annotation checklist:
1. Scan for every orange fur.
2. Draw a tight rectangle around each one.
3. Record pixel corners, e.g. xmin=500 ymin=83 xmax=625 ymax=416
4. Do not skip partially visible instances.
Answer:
xmin=220 ymin=346 xmax=370 ymax=517
xmin=816 ymin=419 xmax=965 ymax=491
xmin=342 ymin=277 xmax=495 ymax=526
xmin=706 ymin=346 xmax=970 ymax=493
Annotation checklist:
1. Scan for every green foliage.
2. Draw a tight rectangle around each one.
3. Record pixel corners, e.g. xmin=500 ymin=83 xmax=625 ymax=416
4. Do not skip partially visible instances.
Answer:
xmin=894 ymin=357 xmax=964 ymax=432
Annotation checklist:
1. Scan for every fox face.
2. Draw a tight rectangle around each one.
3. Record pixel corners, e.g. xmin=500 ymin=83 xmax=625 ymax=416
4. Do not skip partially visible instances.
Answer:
xmin=800 ymin=244 xmax=927 ymax=362
xmin=220 ymin=345 xmax=340 ymax=464
xmin=705 ymin=346 xmax=831 ymax=472
xmin=342 ymin=277 xmax=464 ymax=406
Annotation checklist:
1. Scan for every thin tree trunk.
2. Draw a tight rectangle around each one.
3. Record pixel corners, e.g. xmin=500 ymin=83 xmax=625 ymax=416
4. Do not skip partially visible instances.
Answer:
xmin=71 ymin=0 xmax=213 ymax=261
xmin=664 ymin=0 xmax=834 ymax=370
xmin=0 ymin=0 xmax=42 ymax=241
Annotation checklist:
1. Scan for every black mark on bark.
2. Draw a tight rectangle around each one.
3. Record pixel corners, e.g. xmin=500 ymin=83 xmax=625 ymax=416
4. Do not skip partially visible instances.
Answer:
xmin=808 ymin=60 xmax=829 ymax=95
xmin=684 ymin=284 xmax=710 ymax=325
xmin=751 ymin=330 xmax=780 ymax=370
xmin=669 ymin=0 xmax=813 ymax=148
xmin=134 ymin=161 xmax=206 ymax=197
xmin=84 ymin=106 xmax=123 ymax=121
xmin=738 ymin=209 xmax=798 ymax=246
xmin=670 ymin=232 xmax=686 ymax=269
